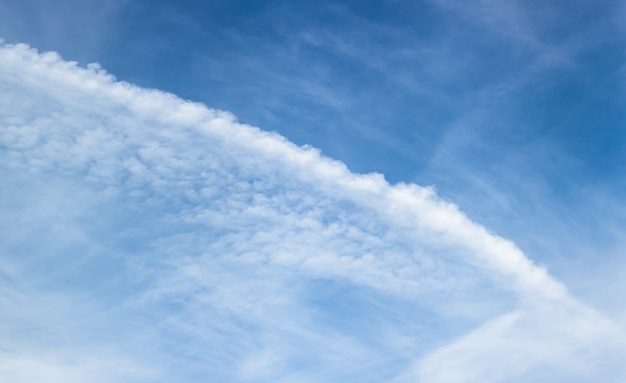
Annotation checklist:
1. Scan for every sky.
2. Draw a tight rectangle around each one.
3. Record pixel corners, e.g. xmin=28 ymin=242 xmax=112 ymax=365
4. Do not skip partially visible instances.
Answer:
xmin=1 ymin=0 xmax=626 ymax=382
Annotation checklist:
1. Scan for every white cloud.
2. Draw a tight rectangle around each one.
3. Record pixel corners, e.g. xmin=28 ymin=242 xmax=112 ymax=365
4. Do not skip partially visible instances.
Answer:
xmin=400 ymin=300 xmax=626 ymax=383
xmin=0 ymin=42 xmax=624 ymax=382
xmin=0 ymin=354 xmax=154 ymax=383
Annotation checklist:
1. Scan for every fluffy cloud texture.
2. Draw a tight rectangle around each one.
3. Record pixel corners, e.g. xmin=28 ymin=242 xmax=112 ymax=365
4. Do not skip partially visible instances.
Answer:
xmin=1 ymin=42 xmax=624 ymax=382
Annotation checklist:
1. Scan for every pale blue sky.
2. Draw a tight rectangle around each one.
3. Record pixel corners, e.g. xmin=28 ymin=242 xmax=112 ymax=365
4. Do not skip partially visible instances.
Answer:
xmin=1 ymin=1 xmax=626 ymax=382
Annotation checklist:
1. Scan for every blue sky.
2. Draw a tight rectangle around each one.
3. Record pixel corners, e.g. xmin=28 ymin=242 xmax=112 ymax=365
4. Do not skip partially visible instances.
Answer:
xmin=1 ymin=0 xmax=626 ymax=382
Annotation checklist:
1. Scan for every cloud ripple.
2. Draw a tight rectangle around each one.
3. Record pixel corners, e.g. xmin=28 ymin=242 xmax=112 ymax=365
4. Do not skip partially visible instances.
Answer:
xmin=0 ymin=42 xmax=623 ymax=382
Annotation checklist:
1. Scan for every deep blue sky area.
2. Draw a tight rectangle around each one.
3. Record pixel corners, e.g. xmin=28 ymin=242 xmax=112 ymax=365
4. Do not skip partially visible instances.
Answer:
xmin=1 ymin=1 xmax=621 ymax=174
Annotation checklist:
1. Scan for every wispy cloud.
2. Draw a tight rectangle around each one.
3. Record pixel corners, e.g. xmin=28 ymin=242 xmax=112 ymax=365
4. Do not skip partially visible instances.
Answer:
xmin=1 ymin=42 xmax=624 ymax=382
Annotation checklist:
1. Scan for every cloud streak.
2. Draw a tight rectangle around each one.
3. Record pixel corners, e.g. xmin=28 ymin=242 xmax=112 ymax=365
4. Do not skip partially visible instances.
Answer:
xmin=0 ymin=42 xmax=623 ymax=382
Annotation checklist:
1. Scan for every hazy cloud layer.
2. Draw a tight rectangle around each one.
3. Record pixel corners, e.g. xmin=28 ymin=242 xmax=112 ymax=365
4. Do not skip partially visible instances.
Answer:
xmin=1 ymin=42 xmax=624 ymax=382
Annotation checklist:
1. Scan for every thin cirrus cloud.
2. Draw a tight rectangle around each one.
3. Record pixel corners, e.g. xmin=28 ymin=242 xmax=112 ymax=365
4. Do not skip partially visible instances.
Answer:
xmin=0 ymin=42 xmax=624 ymax=382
